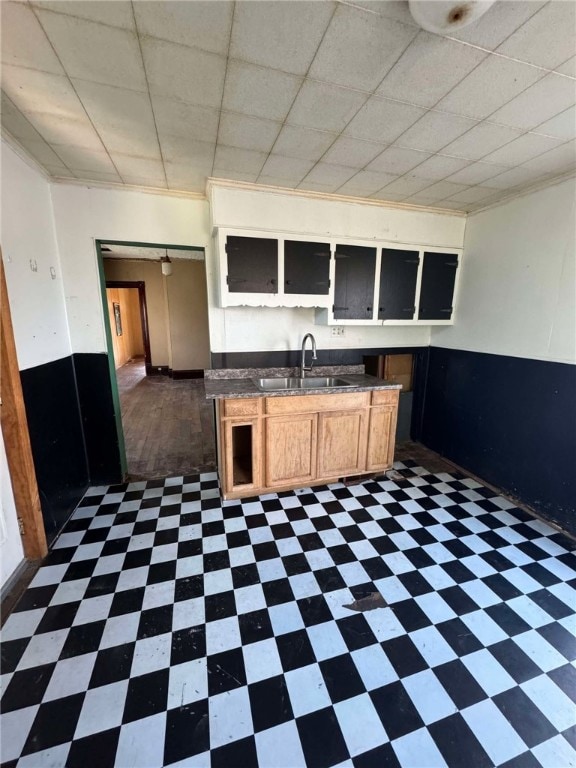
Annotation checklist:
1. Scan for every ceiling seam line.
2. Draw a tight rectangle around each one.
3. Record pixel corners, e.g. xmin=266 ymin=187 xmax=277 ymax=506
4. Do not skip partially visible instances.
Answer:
xmin=211 ymin=1 xmax=236 ymax=179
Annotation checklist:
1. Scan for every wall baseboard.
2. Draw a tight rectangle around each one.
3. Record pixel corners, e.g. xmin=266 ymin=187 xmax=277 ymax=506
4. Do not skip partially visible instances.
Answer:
xmin=146 ymin=365 xmax=170 ymax=376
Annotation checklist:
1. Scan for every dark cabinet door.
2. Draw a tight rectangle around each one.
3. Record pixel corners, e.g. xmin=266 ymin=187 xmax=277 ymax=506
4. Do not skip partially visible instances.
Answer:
xmin=284 ymin=240 xmax=331 ymax=295
xmin=418 ymin=252 xmax=459 ymax=320
xmin=225 ymin=236 xmax=278 ymax=293
xmin=333 ymin=244 xmax=376 ymax=320
xmin=378 ymin=248 xmax=420 ymax=320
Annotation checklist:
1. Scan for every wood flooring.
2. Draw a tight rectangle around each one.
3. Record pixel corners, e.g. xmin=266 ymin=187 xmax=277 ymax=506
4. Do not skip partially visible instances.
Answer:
xmin=116 ymin=359 xmax=216 ymax=480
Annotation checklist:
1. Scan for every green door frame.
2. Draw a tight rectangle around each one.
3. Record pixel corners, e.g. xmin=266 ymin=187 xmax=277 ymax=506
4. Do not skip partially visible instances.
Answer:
xmin=95 ymin=239 xmax=205 ymax=480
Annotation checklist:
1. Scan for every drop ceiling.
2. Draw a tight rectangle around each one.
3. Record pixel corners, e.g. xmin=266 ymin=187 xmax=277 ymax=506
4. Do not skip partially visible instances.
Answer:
xmin=1 ymin=0 xmax=575 ymax=212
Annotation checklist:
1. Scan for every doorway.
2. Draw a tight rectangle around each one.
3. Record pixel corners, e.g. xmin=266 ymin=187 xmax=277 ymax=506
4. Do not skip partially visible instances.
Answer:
xmin=97 ymin=240 xmax=215 ymax=482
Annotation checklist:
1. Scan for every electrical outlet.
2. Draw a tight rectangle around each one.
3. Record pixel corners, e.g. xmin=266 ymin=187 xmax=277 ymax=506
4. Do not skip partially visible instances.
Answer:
xmin=331 ymin=326 xmax=345 ymax=337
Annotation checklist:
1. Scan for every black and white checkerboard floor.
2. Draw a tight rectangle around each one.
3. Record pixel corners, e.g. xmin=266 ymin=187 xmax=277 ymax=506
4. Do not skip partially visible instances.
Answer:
xmin=1 ymin=462 xmax=575 ymax=768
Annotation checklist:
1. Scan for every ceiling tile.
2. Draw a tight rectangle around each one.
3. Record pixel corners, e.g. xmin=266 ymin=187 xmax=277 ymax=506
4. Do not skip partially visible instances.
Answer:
xmin=350 ymin=1 xmax=416 ymax=27
xmin=449 ymin=1 xmax=546 ymax=49
xmin=150 ymin=96 xmax=219 ymax=143
xmin=336 ymin=170 xmax=396 ymax=197
xmin=25 ymin=113 xmax=104 ymax=151
xmin=376 ymin=32 xmax=487 ymax=108
xmin=158 ymin=135 xmax=215 ymax=165
xmin=223 ymin=60 xmax=302 ymax=121
xmin=321 ymin=136 xmax=385 ymax=168
xmin=482 ymin=166 xmax=544 ymax=189
xmin=218 ymin=113 xmax=281 ymax=153
xmin=309 ymin=4 xmax=417 ymax=92
xmin=435 ymin=56 xmax=544 ymax=120
xmin=555 ymin=56 xmax=576 ymax=77
xmin=165 ymin=162 xmax=211 ymax=192
xmin=16 ymin=138 xmax=69 ymax=168
xmin=44 ymin=165 xmax=76 ymax=177
xmin=441 ymin=121 xmax=523 ymax=161
xmin=231 ymin=1 xmax=334 ymax=75
xmin=287 ymin=80 xmax=367 ymax=132
xmin=344 ymin=97 xmax=425 ymax=143
xmin=409 ymin=154 xmax=471 ymax=181
xmin=73 ymin=80 xmax=159 ymax=158
xmin=1 ymin=95 xmax=45 ymax=143
xmin=258 ymin=155 xmax=315 ymax=183
xmin=448 ymin=186 xmax=501 ymax=204
xmin=142 ymin=38 xmax=226 ymax=108
xmin=445 ymin=161 xmax=510 ymax=186
xmin=402 ymin=193 xmax=443 ymax=206
xmin=377 ymin=175 xmax=434 ymax=197
xmin=366 ymin=145 xmax=431 ymax=175
xmin=2 ymin=66 xmax=86 ymax=120
xmin=53 ymin=146 xmax=116 ymax=173
xmin=36 ymin=10 xmax=147 ymax=91
xmin=415 ymin=180 xmax=469 ymax=200
xmin=72 ymin=169 xmax=123 ymax=183
xmin=521 ymin=142 xmax=576 ymax=174
xmin=110 ymin=154 xmax=164 ymax=179
xmin=1 ymin=1 xmax=64 ymax=74
xmin=301 ymin=162 xmax=356 ymax=187
xmin=496 ymin=1 xmax=576 ymax=71
xmin=134 ymin=1 xmax=233 ymax=56
xmin=273 ymin=125 xmax=336 ymax=161
xmin=489 ymin=74 xmax=576 ymax=131
xmin=213 ymin=145 xmax=268 ymax=175
xmin=534 ymin=106 xmax=576 ymax=142
xmin=394 ymin=111 xmax=477 ymax=154
xmin=482 ymin=132 xmax=566 ymax=167
xmin=33 ymin=1 xmax=135 ymax=30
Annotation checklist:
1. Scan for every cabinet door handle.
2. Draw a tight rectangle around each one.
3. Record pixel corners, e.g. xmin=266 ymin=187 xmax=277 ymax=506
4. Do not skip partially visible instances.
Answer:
xmin=440 ymin=307 xmax=453 ymax=313
xmin=403 ymin=259 xmax=420 ymax=264
xmin=445 ymin=262 xmax=458 ymax=267
xmin=367 ymin=307 xmax=372 ymax=312
xmin=333 ymin=305 xmax=349 ymax=312
xmin=403 ymin=307 xmax=416 ymax=312
xmin=226 ymin=276 xmax=247 ymax=284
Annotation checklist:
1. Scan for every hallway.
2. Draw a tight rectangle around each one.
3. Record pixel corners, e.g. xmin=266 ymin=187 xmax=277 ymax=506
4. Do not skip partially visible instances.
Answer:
xmin=116 ymin=360 xmax=215 ymax=480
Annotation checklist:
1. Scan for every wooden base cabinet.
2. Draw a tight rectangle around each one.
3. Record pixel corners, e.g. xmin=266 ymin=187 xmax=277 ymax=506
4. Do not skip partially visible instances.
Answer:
xmin=218 ymin=390 xmax=399 ymax=499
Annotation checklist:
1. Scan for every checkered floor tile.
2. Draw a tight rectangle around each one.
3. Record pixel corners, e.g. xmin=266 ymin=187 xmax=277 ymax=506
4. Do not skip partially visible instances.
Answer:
xmin=1 ymin=463 xmax=575 ymax=768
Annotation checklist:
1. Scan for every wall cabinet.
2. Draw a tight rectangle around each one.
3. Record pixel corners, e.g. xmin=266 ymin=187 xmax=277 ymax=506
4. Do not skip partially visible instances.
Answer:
xmin=216 ymin=228 xmax=461 ymax=325
xmin=217 ymin=389 xmax=399 ymax=499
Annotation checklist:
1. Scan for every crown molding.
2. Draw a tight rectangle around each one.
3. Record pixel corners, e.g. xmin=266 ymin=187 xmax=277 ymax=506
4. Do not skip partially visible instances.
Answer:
xmin=50 ymin=176 xmax=207 ymax=201
xmin=1 ymin=131 xmax=52 ymax=180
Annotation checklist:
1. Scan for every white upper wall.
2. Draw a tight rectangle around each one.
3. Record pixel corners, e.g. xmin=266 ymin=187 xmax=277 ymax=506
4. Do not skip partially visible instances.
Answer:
xmin=432 ymin=177 xmax=576 ymax=364
xmin=50 ymin=183 xmax=211 ymax=354
xmin=1 ymin=142 xmax=70 ymax=370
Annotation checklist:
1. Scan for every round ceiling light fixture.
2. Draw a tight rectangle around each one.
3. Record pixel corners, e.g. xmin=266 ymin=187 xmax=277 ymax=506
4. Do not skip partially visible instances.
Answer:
xmin=408 ymin=0 xmax=496 ymax=34
xmin=161 ymin=250 xmax=173 ymax=276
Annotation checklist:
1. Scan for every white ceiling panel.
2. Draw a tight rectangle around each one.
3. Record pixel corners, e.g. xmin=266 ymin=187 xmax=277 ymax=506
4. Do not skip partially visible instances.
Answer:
xmin=1 ymin=95 xmax=46 ymax=143
xmin=301 ymin=162 xmax=356 ymax=187
xmin=258 ymin=155 xmax=315 ymax=184
xmin=230 ymin=1 xmax=334 ymax=76
xmin=448 ymin=186 xmax=499 ymax=204
xmin=151 ymin=97 xmax=219 ymax=144
xmin=556 ymin=56 xmax=576 ymax=77
xmin=535 ymin=106 xmax=576 ymax=142
xmin=446 ymin=161 xmax=511 ymax=186
xmin=142 ymin=38 xmax=226 ymax=108
xmin=521 ymin=142 xmax=576 ymax=174
xmin=213 ymin=145 xmax=268 ymax=175
xmin=159 ymin=135 xmax=215 ymax=166
xmin=309 ymin=3 xmax=418 ymax=92
xmin=19 ymin=138 xmax=69 ymax=168
xmin=321 ymin=136 xmax=385 ymax=169
xmin=223 ymin=60 xmax=302 ymax=122
xmin=73 ymin=80 xmax=159 ymax=158
xmin=482 ymin=132 xmax=566 ymax=167
xmin=395 ymin=111 xmax=477 ymax=154
xmin=367 ymin=145 xmax=431 ymax=175
xmin=489 ymin=74 xmax=576 ymax=132
xmin=482 ymin=165 xmax=544 ymax=189
xmin=36 ymin=10 xmax=147 ymax=91
xmin=287 ymin=80 xmax=367 ymax=133
xmin=1 ymin=66 xmax=85 ymax=120
xmin=218 ymin=113 xmax=281 ymax=154
xmin=415 ymin=180 xmax=469 ymax=200
xmin=1 ymin=1 xmax=64 ymax=74
xmin=134 ymin=1 xmax=233 ymax=55
xmin=33 ymin=1 xmax=135 ymax=30
xmin=435 ymin=56 xmax=544 ymax=120
xmin=272 ymin=125 xmax=336 ymax=162
xmin=25 ymin=113 xmax=103 ymax=151
xmin=336 ymin=170 xmax=397 ymax=197
xmin=448 ymin=1 xmax=546 ymax=50
xmin=110 ymin=156 xmax=164 ymax=184
xmin=406 ymin=154 xmax=471 ymax=182
xmin=441 ymin=121 xmax=523 ymax=161
xmin=496 ymin=1 xmax=576 ymax=71
xmin=344 ymin=97 xmax=425 ymax=144
xmin=54 ymin=146 xmax=116 ymax=173
xmin=376 ymin=32 xmax=487 ymax=108
xmin=350 ymin=1 xmax=416 ymax=27
xmin=377 ymin=174 xmax=436 ymax=197
xmin=165 ymin=161 xmax=212 ymax=191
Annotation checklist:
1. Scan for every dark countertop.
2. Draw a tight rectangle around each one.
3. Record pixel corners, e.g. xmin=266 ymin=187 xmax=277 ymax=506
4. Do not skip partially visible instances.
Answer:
xmin=204 ymin=366 xmax=402 ymax=400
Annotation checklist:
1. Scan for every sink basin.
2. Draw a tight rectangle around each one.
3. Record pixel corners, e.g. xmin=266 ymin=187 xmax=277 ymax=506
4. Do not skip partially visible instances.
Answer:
xmin=254 ymin=376 xmax=354 ymax=391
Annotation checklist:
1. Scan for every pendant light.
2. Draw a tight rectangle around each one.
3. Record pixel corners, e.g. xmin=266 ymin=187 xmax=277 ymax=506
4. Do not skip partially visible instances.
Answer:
xmin=161 ymin=249 xmax=172 ymax=276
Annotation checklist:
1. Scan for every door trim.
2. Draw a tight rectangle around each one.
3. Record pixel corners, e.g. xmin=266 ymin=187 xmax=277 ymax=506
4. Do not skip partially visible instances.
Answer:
xmin=105 ymin=281 xmax=152 ymax=371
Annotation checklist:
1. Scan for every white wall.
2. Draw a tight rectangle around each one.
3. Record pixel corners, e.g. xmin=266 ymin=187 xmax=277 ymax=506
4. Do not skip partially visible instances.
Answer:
xmin=209 ymin=184 xmax=467 ymax=353
xmin=432 ymin=177 xmax=576 ymax=364
xmin=0 ymin=431 xmax=25 ymax=589
xmin=1 ymin=142 xmax=71 ymax=370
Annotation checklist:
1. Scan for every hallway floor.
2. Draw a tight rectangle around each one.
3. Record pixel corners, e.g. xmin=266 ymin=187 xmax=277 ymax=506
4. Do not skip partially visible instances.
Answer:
xmin=1 ymin=462 xmax=575 ymax=767
xmin=116 ymin=360 xmax=216 ymax=480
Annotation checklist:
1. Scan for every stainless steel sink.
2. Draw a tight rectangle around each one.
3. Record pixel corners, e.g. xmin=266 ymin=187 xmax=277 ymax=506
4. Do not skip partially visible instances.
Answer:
xmin=254 ymin=376 xmax=354 ymax=391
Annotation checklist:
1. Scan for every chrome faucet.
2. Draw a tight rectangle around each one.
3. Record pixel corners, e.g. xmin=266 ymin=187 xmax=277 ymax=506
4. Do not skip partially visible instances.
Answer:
xmin=300 ymin=333 xmax=318 ymax=378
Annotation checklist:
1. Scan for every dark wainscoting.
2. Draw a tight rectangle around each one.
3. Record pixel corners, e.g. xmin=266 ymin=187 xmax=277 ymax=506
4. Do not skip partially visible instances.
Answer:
xmin=20 ymin=357 xmax=89 ymax=545
xmin=421 ymin=346 xmax=576 ymax=534
xmin=211 ymin=347 xmax=427 ymax=370
xmin=73 ymin=353 xmax=123 ymax=487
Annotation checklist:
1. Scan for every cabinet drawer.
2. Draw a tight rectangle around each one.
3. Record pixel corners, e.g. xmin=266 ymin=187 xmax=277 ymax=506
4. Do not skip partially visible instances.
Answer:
xmin=371 ymin=389 xmax=400 ymax=406
xmin=223 ymin=398 xmax=261 ymax=417
xmin=266 ymin=392 xmax=369 ymax=415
